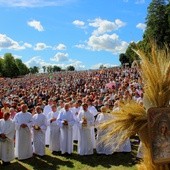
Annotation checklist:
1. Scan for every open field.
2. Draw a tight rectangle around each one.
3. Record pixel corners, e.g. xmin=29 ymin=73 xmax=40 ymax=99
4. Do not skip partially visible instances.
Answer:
xmin=0 ymin=138 xmax=139 ymax=170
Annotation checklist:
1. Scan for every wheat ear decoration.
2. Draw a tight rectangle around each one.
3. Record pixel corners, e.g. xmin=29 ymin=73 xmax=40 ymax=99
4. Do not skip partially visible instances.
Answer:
xmin=134 ymin=44 xmax=170 ymax=107
xmin=99 ymin=101 xmax=147 ymax=149
xmin=99 ymin=43 xmax=170 ymax=170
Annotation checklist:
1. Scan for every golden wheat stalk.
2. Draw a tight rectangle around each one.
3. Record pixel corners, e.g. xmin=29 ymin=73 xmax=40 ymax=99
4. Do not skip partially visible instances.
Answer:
xmin=99 ymin=101 xmax=147 ymax=149
xmin=100 ymin=43 xmax=170 ymax=170
xmin=134 ymin=44 xmax=170 ymax=108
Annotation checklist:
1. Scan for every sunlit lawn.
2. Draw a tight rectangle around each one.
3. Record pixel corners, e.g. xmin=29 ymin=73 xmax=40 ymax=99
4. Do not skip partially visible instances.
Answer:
xmin=0 ymin=137 xmax=139 ymax=170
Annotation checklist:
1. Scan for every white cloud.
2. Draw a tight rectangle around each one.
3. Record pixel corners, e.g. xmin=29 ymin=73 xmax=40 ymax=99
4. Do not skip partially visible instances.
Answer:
xmin=23 ymin=42 xmax=32 ymax=48
xmin=73 ymin=20 xmax=85 ymax=28
xmin=50 ymin=53 xmax=85 ymax=70
xmin=136 ymin=23 xmax=146 ymax=31
xmin=49 ymin=62 xmax=85 ymax=70
xmin=50 ymin=52 xmax=69 ymax=62
xmin=89 ymin=18 xmax=126 ymax=35
xmin=91 ymin=63 xmax=118 ymax=69
xmin=25 ymin=56 xmax=50 ymax=68
xmin=87 ymin=33 xmax=128 ymax=54
xmin=1 ymin=53 xmax=85 ymax=70
xmin=68 ymin=59 xmax=85 ymax=70
xmin=0 ymin=0 xmax=74 ymax=7
xmin=75 ymin=44 xmax=87 ymax=49
xmin=0 ymin=34 xmax=25 ymax=50
xmin=34 ymin=43 xmax=51 ymax=50
xmin=53 ymin=43 xmax=66 ymax=50
xmin=27 ymin=20 xmax=44 ymax=32
xmin=135 ymin=0 xmax=145 ymax=4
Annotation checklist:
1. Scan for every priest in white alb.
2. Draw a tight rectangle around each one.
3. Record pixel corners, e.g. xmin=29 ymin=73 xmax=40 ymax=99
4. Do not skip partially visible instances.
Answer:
xmin=13 ymin=104 xmax=33 ymax=160
xmin=70 ymin=101 xmax=81 ymax=142
xmin=43 ymin=98 xmax=53 ymax=145
xmin=57 ymin=103 xmax=75 ymax=155
xmin=0 ymin=112 xmax=15 ymax=166
xmin=48 ymin=104 xmax=60 ymax=153
xmin=77 ymin=103 xmax=95 ymax=155
xmin=32 ymin=106 xmax=47 ymax=157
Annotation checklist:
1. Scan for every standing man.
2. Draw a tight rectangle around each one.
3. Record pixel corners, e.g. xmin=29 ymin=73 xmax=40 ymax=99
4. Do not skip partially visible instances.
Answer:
xmin=70 ymin=100 xmax=82 ymax=142
xmin=87 ymin=99 xmax=98 ymax=149
xmin=48 ymin=105 xmax=60 ymax=153
xmin=95 ymin=106 xmax=114 ymax=155
xmin=57 ymin=103 xmax=75 ymax=155
xmin=0 ymin=112 xmax=15 ymax=165
xmin=32 ymin=106 xmax=47 ymax=157
xmin=43 ymin=98 xmax=53 ymax=146
xmin=14 ymin=104 xmax=33 ymax=160
xmin=77 ymin=103 xmax=94 ymax=155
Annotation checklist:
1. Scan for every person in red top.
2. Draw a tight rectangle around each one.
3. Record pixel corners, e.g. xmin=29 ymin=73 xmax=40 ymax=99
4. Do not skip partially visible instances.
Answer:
xmin=0 ymin=109 xmax=3 ymax=119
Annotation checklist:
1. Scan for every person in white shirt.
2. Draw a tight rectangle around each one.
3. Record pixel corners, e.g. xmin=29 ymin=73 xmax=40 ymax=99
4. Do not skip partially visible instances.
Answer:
xmin=70 ymin=100 xmax=82 ymax=142
xmin=32 ymin=106 xmax=47 ymax=157
xmin=43 ymin=98 xmax=53 ymax=146
xmin=87 ymin=99 xmax=98 ymax=149
xmin=0 ymin=112 xmax=15 ymax=166
xmin=77 ymin=103 xmax=94 ymax=155
xmin=13 ymin=104 xmax=33 ymax=160
xmin=57 ymin=103 xmax=75 ymax=155
xmin=112 ymin=102 xmax=131 ymax=153
xmin=95 ymin=106 xmax=114 ymax=155
xmin=48 ymin=105 xmax=60 ymax=153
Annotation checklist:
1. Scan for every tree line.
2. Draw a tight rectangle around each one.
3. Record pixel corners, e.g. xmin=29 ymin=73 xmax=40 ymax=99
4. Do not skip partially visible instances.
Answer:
xmin=0 ymin=53 xmax=75 ymax=78
xmin=119 ymin=0 xmax=170 ymax=66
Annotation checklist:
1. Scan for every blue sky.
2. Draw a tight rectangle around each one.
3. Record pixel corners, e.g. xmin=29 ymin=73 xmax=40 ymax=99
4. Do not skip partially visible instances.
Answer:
xmin=0 ymin=0 xmax=151 ymax=70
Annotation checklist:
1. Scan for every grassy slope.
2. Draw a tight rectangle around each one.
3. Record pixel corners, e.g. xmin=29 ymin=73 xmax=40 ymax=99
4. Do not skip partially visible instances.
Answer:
xmin=0 ymin=138 xmax=139 ymax=170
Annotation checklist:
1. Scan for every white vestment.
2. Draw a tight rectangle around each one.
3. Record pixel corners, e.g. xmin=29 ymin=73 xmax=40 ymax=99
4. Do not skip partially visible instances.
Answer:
xmin=116 ymin=137 xmax=131 ymax=152
xmin=0 ymin=119 xmax=15 ymax=162
xmin=48 ymin=111 xmax=60 ymax=152
xmin=32 ymin=113 xmax=47 ymax=156
xmin=88 ymin=105 xmax=98 ymax=117
xmin=88 ymin=105 xmax=98 ymax=148
xmin=57 ymin=109 xmax=75 ymax=154
xmin=14 ymin=112 xmax=33 ymax=160
xmin=95 ymin=113 xmax=114 ymax=155
xmin=70 ymin=107 xmax=80 ymax=141
xmin=43 ymin=105 xmax=52 ymax=145
xmin=77 ymin=110 xmax=94 ymax=155
xmin=112 ymin=107 xmax=131 ymax=153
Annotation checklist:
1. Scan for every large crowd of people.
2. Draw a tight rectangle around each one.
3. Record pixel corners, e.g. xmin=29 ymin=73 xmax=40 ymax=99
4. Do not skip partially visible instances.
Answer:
xmin=0 ymin=67 xmax=143 ymax=166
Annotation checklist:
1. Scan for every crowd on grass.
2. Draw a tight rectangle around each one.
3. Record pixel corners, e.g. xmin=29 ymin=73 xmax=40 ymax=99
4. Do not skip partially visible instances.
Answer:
xmin=0 ymin=67 xmax=144 ymax=166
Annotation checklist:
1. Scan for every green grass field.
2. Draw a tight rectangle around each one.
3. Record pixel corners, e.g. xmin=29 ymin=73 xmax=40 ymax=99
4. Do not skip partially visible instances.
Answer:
xmin=0 ymin=138 xmax=139 ymax=170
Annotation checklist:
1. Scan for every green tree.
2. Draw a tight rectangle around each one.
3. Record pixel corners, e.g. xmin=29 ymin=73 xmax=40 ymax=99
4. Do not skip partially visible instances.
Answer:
xmin=47 ymin=66 xmax=53 ymax=73
xmin=42 ymin=66 xmax=46 ymax=73
xmin=119 ymin=42 xmax=140 ymax=66
xmin=66 ymin=65 xmax=75 ymax=71
xmin=125 ymin=42 xmax=140 ymax=63
xmin=2 ymin=53 xmax=20 ymax=78
xmin=119 ymin=53 xmax=130 ymax=66
xmin=124 ymin=0 xmax=170 ymax=61
xmin=53 ymin=65 xmax=61 ymax=72
xmin=137 ymin=40 xmax=151 ymax=56
xmin=0 ymin=57 xmax=3 ymax=76
xmin=29 ymin=66 xmax=39 ymax=74
xmin=144 ymin=0 xmax=170 ymax=48
xmin=99 ymin=65 xmax=107 ymax=69
xmin=164 ymin=2 xmax=170 ymax=45
xmin=15 ymin=58 xmax=29 ymax=75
